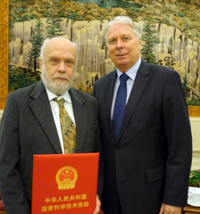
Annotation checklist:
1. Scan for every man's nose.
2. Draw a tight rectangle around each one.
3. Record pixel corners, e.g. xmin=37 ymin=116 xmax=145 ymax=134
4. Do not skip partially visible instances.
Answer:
xmin=116 ymin=40 xmax=124 ymax=49
xmin=58 ymin=61 xmax=66 ymax=73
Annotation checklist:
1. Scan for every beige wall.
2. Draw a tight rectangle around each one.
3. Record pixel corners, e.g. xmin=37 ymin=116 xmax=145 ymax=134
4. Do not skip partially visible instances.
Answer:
xmin=0 ymin=111 xmax=3 ymax=120
xmin=190 ymin=117 xmax=200 ymax=170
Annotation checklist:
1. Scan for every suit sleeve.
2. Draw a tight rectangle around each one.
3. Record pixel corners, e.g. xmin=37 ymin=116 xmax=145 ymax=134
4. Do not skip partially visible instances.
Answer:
xmin=0 ymin=93 xmax=31 ymax=213
xmin=93 ymin=98 xmax=104 ymax=198
xmin=162 ymin=71 xmax=192 ymax=206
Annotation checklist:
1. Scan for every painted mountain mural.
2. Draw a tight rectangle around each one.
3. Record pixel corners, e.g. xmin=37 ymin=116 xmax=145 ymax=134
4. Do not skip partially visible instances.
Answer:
xmin=9 ymin=0 xmax=200 ymax=105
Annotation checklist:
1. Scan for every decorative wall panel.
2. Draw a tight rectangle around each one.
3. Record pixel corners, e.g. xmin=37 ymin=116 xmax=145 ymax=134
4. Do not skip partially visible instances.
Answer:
xmin=0 ymin=0 xmax=8 ymax=109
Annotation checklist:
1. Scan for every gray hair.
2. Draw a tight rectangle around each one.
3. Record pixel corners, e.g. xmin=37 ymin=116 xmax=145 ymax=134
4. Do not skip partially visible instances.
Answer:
xmin=104 ymin=16 xmax=141 ymax=45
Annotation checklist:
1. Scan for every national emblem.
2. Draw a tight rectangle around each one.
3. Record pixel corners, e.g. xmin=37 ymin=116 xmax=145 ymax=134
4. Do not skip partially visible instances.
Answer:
xmin=56 ymin=166 xmax=78 ymax=190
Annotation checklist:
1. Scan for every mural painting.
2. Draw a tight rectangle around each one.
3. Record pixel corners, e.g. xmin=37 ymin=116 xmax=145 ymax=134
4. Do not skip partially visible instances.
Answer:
xmin=1 ymin=0 xmax=200 ymax=115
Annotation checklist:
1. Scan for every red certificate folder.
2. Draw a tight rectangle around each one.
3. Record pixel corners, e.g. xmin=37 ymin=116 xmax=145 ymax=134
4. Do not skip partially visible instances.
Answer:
xmin=32 ymin=153 xmax=99 ymax=214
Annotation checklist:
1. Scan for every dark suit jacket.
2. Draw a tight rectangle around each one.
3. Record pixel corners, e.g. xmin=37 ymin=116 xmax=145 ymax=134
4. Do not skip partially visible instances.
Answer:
xmin=93 ymin=60 xmax=192 ymax=214
xmin=0 ymin=81 xmax=104 ymax=214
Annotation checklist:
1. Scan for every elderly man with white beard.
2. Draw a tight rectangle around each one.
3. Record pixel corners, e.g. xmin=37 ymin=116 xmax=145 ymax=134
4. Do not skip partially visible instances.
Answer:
xmin=0 ymin=37 xmax=103 ymax=214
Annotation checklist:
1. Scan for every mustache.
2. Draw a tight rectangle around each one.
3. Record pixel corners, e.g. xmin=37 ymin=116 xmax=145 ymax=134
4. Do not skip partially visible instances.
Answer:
xmin=52 ymin=75 xmax=70 ymax=80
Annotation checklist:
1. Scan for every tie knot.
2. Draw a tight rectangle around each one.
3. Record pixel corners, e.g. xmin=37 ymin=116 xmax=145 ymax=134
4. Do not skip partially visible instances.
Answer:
xmin=54 ymin=98 xmax=65 ymax=107
xmin=120 ymin=73 xmax=129 ymax=84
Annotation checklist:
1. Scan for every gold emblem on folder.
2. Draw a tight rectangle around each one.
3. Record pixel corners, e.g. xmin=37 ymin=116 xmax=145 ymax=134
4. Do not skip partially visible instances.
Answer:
xmin=56 ymin=166 xmax=78 ymax=190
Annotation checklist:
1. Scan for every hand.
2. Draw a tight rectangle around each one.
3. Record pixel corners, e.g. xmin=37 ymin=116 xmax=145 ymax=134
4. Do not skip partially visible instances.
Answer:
xmin=93 ymin=195 xmax=101 ymax=214
xmin=159 ymin=203 xmax=182 ymax=214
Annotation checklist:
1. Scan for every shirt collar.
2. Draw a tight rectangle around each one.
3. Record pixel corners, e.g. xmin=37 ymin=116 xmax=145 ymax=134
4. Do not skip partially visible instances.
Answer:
xmin=116 ymin=57 xmax=141 ymax=80
xmin=45 ymin=87 xmax=71 ymax=104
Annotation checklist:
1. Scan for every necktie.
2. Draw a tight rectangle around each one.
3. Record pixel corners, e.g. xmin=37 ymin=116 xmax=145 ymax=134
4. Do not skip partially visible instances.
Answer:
xmin=112 ymin=73 xmax=129 ymax=137
xmin=54 ymin=98 xmax=76 ymax=154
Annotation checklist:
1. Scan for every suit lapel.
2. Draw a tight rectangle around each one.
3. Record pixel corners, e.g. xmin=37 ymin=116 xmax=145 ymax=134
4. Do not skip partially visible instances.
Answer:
xmin=118 ymin=61 xmax=150 ymax=140
xmin=105 ymin=71 xmax=118 ymax=140
xmin=30 ymin=81 xmax=62 ymax=153
xmin=69 ymin=88 xmax=88 ymax=153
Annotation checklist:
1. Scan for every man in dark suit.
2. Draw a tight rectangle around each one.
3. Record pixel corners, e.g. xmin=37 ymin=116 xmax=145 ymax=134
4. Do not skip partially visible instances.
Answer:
xmin=93 ymin=16 xmax=192 ymax=214
xmin=0 ymin=37 xmax=103 ymax=214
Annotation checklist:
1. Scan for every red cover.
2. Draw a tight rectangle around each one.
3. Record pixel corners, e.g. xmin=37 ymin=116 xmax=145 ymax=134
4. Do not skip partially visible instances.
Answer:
xmin=32 ymin=153 xmax=99 ymax=214
xmin=0 ymin=200 xmax=5 ymax=211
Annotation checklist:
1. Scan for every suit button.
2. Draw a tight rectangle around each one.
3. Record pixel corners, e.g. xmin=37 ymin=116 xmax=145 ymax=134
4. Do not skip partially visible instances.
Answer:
xmin=115 ymin=147 xmax=119 ymax=151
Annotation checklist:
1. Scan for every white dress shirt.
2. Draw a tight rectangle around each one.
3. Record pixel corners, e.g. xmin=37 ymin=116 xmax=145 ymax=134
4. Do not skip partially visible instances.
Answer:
xmin=45 ymin=87 xmax=76 ymax=154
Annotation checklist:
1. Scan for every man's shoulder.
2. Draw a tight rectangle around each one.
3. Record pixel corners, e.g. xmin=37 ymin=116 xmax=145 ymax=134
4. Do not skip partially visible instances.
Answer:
xmin=95 ymin=70 xmax=116 ymax=85
xmin=100 ymin=70 xmax=116 ymax=79
xmin=7 ymin=82 xmax=45 ymax=103
xmin=70 ymin=87 xmax=96 ymax=101
xmin=147 ymin=62 xmax=176 ymax=73
xmin=143 ymin=62 xmax=179 ymax=79
xmin=8 ymin=82 xmax=38 ymax=97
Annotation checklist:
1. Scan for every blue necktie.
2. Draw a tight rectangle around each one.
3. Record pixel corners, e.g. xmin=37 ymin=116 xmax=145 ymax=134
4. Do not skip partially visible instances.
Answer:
xmin=112 ymin=73 xmax=129 ymax=137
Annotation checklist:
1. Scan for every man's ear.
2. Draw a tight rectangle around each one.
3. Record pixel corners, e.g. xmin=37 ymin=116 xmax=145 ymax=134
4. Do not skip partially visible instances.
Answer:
xmin=139 ymin=38 xmax=142 ymax=50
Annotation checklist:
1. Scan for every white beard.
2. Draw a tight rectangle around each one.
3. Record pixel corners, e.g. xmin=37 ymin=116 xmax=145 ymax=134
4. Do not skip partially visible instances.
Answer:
xmin=41 ymin=65 xmax=74 ymax=96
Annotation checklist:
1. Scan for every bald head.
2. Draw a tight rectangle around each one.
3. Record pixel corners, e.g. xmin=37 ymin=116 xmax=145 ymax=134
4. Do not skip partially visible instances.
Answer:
xmin=40 ymin=37 xmax=77 ymax=62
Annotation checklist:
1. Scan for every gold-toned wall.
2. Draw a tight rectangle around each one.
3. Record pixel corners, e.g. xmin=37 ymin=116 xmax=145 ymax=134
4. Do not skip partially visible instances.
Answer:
xmin=0 ymin=0 xmax=8 ymax=109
